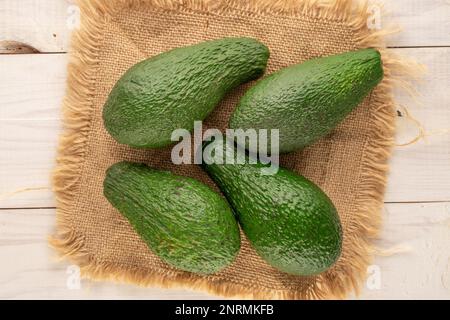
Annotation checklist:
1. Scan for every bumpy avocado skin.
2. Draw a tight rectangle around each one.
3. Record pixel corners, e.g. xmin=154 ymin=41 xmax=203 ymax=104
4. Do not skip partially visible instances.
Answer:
xmin=203 ymin=140 xmax=342 ymax=276
xmin=103 ymin=37 xmax=270 ymax=148
xmin=229 ymin=48 xmax=384 ymax=153
xmin=103 ymin=162 xmax=241 ymax=275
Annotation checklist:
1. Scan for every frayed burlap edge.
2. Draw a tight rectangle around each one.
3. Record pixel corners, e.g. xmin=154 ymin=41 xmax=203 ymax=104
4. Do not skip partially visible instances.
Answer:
xmin=50 ymin=0 xmax=422 ymax=299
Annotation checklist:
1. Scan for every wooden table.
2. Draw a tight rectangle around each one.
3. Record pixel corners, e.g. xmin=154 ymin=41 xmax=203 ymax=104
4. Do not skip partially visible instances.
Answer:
xmin=0 ymin=0 xmax=449 ymax=299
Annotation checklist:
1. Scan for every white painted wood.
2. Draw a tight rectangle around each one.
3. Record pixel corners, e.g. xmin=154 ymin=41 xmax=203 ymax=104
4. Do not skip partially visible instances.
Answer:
xmin=1 ymin=49 xmax=450 ymax=207
xmin=383 ymin=0 xmax=450 ymax=48
xmin=0 ymin=204 xmax=448 ymax=299
xmin=0 ymin=0 xmax=73 ymax=53
xmin=0 ymin=54 xmax=66 ymax=208
xmin=359 ymin=202 xmax=450 ymax=300
xmin=385 ymin=47 xmax=450 ymax=202
xmin=0 ymin=209 xmax=216 ymax=299
xmin=0 ymin=0 xmax=449 ymax=53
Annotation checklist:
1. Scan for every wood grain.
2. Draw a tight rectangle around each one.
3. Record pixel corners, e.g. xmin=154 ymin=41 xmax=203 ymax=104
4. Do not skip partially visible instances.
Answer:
xmin=0 ymin=209 xmax=217 ymax=299
xmin=0 ymin=0 xmax=73 ymax=53
xmin=0 ymin=54 xmax=65 ymax=209
xmin=385 ymin=47 xmax=450 ymax=202
xmin=359 ymin=202 xmax=450 ymax=299
xmin=383 ymin=0 xmax=450 ymax=48
xmin=1 ymin=204 xmax=448 ymax=299
xmin=0 ymin=0 xmax=449 ymax=53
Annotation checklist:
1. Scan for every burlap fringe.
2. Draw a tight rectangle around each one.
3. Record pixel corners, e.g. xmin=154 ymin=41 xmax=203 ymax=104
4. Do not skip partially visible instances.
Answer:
xmin=50 ymin=0 xmax=421 ymax=300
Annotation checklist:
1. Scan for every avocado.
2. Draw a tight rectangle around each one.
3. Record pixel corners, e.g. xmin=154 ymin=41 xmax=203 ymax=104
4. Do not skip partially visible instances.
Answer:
xmin=103 ymin=162 xmax=241 ymax=275
xmin=229 ymin=48 xmax=384 ymax=153
xmin=103 ymin=37 xmax=269 ymax=148
xmin=203 ymin=139 xmax=342 ymax=275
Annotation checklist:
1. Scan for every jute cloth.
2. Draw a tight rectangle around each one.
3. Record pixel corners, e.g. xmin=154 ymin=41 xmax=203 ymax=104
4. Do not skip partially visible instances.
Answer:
xmin=52 ymin=0 xmax=403 ymax=299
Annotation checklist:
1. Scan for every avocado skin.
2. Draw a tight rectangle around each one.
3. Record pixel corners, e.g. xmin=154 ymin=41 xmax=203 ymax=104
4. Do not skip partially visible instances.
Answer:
xmin=203 ymin=140 xmax=342 ymax=276
xmin=103 ymin=37 xmax=269 ymax=148
xmin=229 ymin=48 xmax=384 ymax=153
xmin=103 ymin=162 xmax=241 ymax=275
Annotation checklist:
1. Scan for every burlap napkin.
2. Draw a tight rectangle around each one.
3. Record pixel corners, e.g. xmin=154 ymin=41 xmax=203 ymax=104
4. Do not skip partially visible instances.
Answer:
xmin=51 ymin=0 xmax=408 ymax=299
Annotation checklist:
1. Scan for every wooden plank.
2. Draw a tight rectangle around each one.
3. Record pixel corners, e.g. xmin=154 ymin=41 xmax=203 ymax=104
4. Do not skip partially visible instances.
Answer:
xmin=0 ymin=0 xmax=73 ymax=54
xmin=0 ymin=54 xmax=66 ymax=208
xmin=385 ymin=47 xmax=450 ymax=202
xmin=0 ymin=0 xmax=449 ymax=53
xmin=0 ymin=209 xmax=216 ymax=299
xmin=0 ymin=54 xmax=66 ymax=120
xmin=0 ymin=48 xmax=449 ymax=208
xmin=359 ymin=202 xmax=450 ymax=299
xmin=382 ymin=0 xmax=450 ymax=48
xmin=0 ymin=203 xmax=448 ymax=299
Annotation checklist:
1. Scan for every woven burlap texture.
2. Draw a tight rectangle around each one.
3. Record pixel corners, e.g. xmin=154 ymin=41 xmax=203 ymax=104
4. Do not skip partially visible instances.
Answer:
xmin=51 ymin=0 xmax=413 ymax=299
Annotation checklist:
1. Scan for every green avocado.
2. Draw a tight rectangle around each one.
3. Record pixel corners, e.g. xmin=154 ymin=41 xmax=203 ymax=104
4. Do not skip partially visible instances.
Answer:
xmin=203 ymin=139 xmax=342 ymax=276
xmin=103 ymin=162 xmax=241 ymax=275
xmin=103 ymin=37 xmax=269 ymax=148
xmin=229 ymin=48 xmax=384 ymax=153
